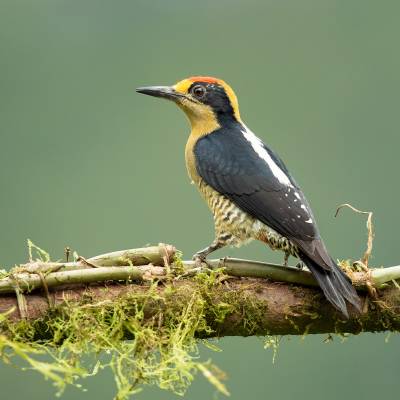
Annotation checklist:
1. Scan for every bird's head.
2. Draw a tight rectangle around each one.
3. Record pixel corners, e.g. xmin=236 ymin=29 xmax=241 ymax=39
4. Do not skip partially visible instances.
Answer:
xmin=137 ymin=76 xmax=241 ymax=133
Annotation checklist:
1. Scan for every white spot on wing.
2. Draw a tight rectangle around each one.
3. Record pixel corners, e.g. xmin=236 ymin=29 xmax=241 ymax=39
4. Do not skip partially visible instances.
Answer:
xmin=294 ymin=191 xmax=301 ymax=200
xmin=241 ymin=126 xmax=292 ymax=186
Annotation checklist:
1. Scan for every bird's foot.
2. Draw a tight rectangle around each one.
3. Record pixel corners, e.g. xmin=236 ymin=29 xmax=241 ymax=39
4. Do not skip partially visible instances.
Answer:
xmin=295 ymin=261 xmax=306 ymax=270
xmin=192 ymin=253 xmax=213 ymax=274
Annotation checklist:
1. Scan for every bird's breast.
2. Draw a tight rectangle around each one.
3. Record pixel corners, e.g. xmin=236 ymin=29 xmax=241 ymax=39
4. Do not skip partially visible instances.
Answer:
xmin=197 ymin=179 xmax=298 ymax=255
xmin=185 ymin=134 xmax=203 ymax=185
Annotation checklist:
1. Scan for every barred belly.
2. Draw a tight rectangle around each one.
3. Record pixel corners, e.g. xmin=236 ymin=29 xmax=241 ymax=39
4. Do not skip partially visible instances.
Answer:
xmin=198 ymin=180 xmax=299 ymax=257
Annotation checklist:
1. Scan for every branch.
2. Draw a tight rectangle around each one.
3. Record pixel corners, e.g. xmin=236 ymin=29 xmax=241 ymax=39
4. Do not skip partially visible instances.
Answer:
xmin=0 ymin=245 xmax=399 ymax=334
xmin=1 ymin=244 xmax=400 ymax=399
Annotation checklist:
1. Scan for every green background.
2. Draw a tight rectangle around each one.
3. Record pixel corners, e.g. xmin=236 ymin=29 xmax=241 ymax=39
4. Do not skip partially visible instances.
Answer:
xmin=1 ymin=0 xmax=399 ymax=398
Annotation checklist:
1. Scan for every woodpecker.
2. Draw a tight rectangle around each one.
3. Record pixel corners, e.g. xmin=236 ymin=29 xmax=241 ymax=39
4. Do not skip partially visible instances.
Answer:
xmin=137 ymin=76 xmax=361 ymax=318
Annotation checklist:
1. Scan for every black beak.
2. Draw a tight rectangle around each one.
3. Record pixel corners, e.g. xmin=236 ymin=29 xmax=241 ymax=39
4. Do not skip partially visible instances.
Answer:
xmin=136 ymin=85 xmax=182 ymax=101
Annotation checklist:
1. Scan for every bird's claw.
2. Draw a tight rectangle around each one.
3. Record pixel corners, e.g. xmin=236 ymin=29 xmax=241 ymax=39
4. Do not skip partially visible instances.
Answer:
xmin=295 ymin=261 xmax=306 ymax=270
xmin=192 ymin=254 xmax=213 ymax=274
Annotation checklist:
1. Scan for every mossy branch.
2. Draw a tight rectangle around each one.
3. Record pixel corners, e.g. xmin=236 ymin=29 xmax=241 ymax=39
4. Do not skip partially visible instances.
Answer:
xmin=1 ymin=244 xmax=400 ymax=329
xmin=1 ymin=243 xmax=400 ymax=399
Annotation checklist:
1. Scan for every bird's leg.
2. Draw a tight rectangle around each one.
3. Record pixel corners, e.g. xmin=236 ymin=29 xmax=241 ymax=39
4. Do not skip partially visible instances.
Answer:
xmin=283 ymin=251 xmax=290 ymax=267
xmin=192 ymin=241 xmax=223 ymax=271
xmin=192 ymin=232 xmax=232 ymax=271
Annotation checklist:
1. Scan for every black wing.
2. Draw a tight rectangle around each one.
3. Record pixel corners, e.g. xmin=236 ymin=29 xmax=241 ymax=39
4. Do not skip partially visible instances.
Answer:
xmin=194 ymin=125 xmax=333 ymax=270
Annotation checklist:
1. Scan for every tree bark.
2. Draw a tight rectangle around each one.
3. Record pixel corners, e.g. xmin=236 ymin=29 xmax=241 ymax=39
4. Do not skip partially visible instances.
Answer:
xmin=1 ymin=268 xmax=399 ymax=336
xmin=1 ymin=244 xmax=400 ymax=337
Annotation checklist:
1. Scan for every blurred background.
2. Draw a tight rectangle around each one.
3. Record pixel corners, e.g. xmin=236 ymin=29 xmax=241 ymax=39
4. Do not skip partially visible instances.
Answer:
xmin=1 ymin=0 xmax=399 ymax=399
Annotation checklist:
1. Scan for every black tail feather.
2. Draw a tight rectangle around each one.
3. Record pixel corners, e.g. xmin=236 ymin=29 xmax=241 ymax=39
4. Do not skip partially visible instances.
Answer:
xmin=300 ymin=253 xmax=362 ymax=318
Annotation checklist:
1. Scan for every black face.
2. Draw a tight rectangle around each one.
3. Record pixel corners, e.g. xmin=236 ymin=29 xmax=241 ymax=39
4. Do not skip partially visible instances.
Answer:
xmin=188 ymin=82 xmax=235 ymax=121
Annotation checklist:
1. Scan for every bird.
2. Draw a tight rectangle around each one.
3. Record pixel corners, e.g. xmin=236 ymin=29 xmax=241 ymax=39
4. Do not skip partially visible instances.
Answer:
xmin=136 ymin=76 xmax=361 ymax=318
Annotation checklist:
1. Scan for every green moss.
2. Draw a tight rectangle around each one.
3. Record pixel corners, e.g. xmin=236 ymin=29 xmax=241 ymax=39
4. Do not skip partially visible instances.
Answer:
xmin=0 ymin=263 xmax=271 ymax=399
xmin=7 ymin=244 xmax=396 ymax=398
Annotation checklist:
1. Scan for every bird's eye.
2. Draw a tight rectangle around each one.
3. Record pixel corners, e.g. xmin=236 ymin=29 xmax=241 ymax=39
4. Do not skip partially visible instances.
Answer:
xmin=191 ymin=85 xmax=206 ymax=99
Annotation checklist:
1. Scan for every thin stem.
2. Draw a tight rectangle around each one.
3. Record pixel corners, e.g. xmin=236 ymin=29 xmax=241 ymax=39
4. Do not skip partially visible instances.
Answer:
xmin=1 ymin=245 xmax=400 ymax=296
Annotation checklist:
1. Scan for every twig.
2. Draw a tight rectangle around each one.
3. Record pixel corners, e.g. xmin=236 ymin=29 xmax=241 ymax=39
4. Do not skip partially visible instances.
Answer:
xmin=335 ymin=203 xmax=374 ymax=267
xmin=2 ymin=252 xmax=400 ymax=296
xmin=76 ymin=256 xmax=100 ymax=268
xmin=17 ymin=245 xmax=176 ymax=273
xmin=0 ymin=265 xmax=166 ymax=295
xmin=65 ymin=246 xmax=71 ymax=262
xmin=38 ymin=271 xmax=53 ymax=308
xmin=86 ymin=244 xmax=176 ymax=267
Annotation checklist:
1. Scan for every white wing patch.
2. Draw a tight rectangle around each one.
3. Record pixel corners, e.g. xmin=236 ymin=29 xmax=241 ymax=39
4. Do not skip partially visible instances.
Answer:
xmin=241 ymin=125 xmax=315 ymax=227
xmin=241 ymin=126 xmax=292 ymax=187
